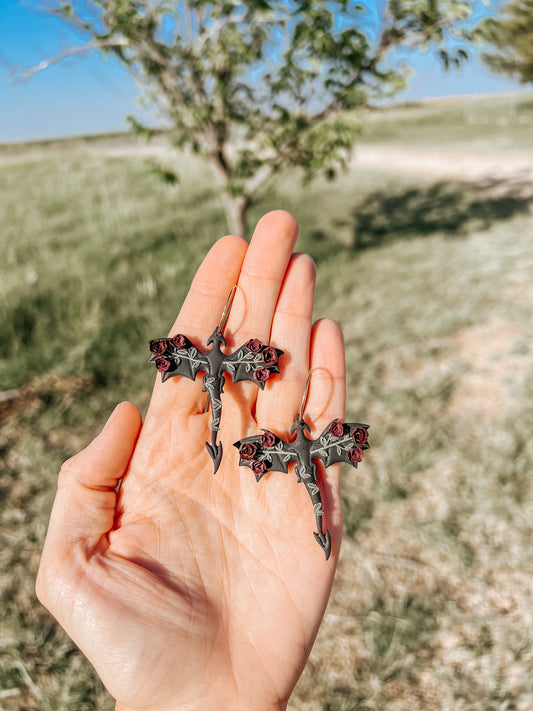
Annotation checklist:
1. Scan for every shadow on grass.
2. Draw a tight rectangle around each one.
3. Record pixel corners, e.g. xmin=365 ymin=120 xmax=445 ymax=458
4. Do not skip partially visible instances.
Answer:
xmin=351 ymin=180 xmax=532 ymax=251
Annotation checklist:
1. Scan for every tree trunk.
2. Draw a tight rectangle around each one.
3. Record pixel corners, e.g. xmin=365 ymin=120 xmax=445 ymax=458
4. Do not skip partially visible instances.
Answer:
xmin=206 ymin=145 xmax=250 ymax=237
xmin=222 ymin=192 xmax=248 ymax=238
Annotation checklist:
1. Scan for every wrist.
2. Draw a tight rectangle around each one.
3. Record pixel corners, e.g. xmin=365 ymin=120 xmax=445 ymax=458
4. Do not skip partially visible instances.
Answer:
xmin=113 ymin=665 xmax=290 ymax=711
xmin=116 ymin=697 xmax=288 ymax=711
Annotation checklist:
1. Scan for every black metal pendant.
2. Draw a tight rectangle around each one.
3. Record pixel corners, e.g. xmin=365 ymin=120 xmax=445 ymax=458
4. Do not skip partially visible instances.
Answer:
xmin=149 ymin=289 xmax=283 ymax=473
xmin=234 ymin=390 xmax=369 ymax=560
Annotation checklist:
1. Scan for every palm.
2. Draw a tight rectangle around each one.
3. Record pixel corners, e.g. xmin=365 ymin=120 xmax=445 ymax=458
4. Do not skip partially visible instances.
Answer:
xmin=37 ymin=212 xmax=346 ymax=711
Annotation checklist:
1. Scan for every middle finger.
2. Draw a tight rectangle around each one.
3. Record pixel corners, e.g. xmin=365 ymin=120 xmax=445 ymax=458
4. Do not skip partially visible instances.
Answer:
xmin=225 ymin=210 xmax=300 ymax=347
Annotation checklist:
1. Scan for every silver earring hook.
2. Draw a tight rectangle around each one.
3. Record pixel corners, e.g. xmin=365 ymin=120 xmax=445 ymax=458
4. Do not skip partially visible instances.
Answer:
xmin=218 ymin=285 xmax=237 ymax=336
xmin=299 ymin=371 xmax=312 ymax=420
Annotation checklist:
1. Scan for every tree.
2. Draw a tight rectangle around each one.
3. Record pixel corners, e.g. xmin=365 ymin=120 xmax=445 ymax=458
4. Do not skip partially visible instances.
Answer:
xmin=479 ymin=0 xmax=533 ymax=84
xmin=14 ymin=1 xmax=482 ymax=236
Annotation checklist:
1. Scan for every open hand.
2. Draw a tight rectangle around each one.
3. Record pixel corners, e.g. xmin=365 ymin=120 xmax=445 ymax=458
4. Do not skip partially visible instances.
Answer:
xmin=37 ymin=211 xmax=346 ymax=711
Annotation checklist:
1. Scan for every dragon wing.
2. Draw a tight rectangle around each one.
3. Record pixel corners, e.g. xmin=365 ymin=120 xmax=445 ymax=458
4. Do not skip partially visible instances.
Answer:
xmin=233 ymin=431 xmax=297 ymax=481
xmin=224 ymin=339 xmax=283 ymax=390
xmin=309 ymin=420 xmax=370 ymax=469
xmin=148 ymin=335 xmax=209 ymax=383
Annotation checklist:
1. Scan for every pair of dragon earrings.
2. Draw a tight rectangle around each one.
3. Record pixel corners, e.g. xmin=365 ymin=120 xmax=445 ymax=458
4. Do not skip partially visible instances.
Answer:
xmin=149 ymin=287 xmax=369 ymax=560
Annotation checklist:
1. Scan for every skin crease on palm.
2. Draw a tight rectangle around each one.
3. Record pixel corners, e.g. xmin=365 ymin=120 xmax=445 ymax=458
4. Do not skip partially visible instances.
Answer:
xmin=36 ymin=210 xmax=347 ymax=711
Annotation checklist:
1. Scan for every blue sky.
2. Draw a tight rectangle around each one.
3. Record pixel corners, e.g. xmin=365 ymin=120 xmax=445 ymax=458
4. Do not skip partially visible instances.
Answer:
xmin=0 ymin=0 xmax=524 ymax=143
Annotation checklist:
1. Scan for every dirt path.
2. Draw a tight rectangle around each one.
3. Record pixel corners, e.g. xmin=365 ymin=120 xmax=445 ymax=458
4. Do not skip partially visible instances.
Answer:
xmin=354 ymin=143 xmax=533 ymax=196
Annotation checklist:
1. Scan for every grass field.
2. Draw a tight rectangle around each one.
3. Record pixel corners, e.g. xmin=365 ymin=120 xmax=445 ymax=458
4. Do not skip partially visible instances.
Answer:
xmin=360 ymin=91 xmax=533 ymax=149
xmin=1 ymin=92 xmax=533 ymax=710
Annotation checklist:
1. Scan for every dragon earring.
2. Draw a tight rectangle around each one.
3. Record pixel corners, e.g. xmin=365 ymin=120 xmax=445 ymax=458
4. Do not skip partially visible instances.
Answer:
xmin=149 ymin=286 xmax=284 ymax=473
xmin=233 ymin=373 xmax=370 ymax=560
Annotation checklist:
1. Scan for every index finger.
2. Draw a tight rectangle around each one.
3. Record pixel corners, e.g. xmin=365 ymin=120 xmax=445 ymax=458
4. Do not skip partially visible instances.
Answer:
xmin=150 ymin=234 xmax=248 ymax=415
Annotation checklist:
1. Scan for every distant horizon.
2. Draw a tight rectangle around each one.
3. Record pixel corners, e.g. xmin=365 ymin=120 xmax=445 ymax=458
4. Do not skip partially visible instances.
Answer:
xmin=1 ymin=87 xmax=530 ymax=147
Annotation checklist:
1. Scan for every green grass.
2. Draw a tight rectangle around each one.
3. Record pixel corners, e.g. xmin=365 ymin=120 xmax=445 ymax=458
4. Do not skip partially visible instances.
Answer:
xmin=360 ymin=90 xmax=533 ymax=149
xmin=0 ymin=145 xmax=224 ymax=391
xmin=1 ymin=97 xmax=533 ymax=710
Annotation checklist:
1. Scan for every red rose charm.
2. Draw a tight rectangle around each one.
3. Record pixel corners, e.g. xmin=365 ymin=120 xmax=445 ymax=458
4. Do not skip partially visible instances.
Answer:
xmin=347 ymin=447 xmax=363 ymax=464
xmin=172 ymin=334 xmax=187 ymax=349
xmin=253 ymin=367 xmax=270 ymax=383
xmin=328 ymin=419 xmax=344 ymax=438
xmin=351 ymin=427 xmax=368 ymax=446
xmin=261 ymin=347 xmax=278 ymax=367
xmin=154 ymin=356 xmax=171 ymax=372
xmin=260 ymin=431 xmax=276 ymax=448
xmin=245 ymin=338 xmax=263 ymax=353
xmin=149 ymin=339 xmax=168 ymax=355
xmin=251 ymin=459 xmax=268 ymax=476
xmin=239 ymin=442 xmax=258 ymax=461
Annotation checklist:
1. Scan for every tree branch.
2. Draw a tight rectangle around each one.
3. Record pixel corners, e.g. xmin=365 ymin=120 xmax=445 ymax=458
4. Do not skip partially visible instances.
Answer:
xmin=7 ymin=37 xmax=128 ymax=83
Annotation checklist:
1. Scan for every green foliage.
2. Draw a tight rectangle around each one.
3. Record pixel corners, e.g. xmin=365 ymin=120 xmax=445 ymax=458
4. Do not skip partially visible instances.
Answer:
xmin=479 ymin=0 xmax=533 ymax=84
xmin=29 ymin=0 xmax=485 ymax=234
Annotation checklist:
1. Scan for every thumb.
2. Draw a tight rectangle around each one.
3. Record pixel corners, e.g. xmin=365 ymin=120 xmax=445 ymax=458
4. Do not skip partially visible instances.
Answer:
xmin=45 ymin=401 xmax=142 ymax=549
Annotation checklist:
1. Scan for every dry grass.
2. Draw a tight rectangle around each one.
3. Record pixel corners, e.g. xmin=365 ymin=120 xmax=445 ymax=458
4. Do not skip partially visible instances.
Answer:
xmin=293 ymin=204 xmax=533 ymax=710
